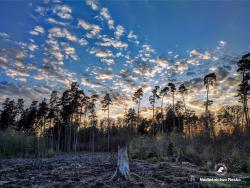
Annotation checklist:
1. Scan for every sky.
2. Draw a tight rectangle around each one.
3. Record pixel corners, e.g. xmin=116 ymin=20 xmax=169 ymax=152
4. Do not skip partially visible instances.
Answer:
xmin=0 ymin=0 xmax=250 ymax=118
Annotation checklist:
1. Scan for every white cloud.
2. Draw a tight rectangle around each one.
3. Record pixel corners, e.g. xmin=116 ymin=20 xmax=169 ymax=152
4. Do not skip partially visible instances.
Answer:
xmin=78 ymin=19 xmax=93 ymax=30
xmin=95 ymin=51 xmax=114 ymax=58
xmin=34 ymin=73 xmax=48 ymax=80
xmin=34 ymin=6 xmax=47 ymax=16
xmin=79 ymin=38 xmax=88 ymax=46
xmin=53 ymin=5 xmax=72 ymax=19
xmin=6 ymin=69 xmax=30 ymax=78
xmin=100 ymin=7 xmax=114 ymax=29
xmin=177 ymin=63 xmax=188 ymax=73
xmin=28 ymin=43 xmax=38 ymax=51
xmin=137 ymin=44 xmax=155 ymax=62
xmin=86 ymin=0 xmax=99 ymax=11
xmin=96 ymin=73 xmax=113 ymax=80
xmin=101 ymin=58 xmax=115 ymax=65
xmin=78 ymin=19 xmax=101 ymax=38
xmin=61 ymin=42 xmax=78 ymax=61
xmin=128 ymin=31 xmax=139 ymax=44
xmin=155 ymin=58 xmax=169 ymax=69
xmin=47 ymin=18 xmax=68 ymax=26
xmin=81 ymin=78 xmax=102 ymax=88
xmin=0 ymin=32 xmax=9 ymax=38
xmin=34 ymin=26 xmax=44 ymax=34
xmin=49 ymin=27 xmax=77 ymax=42
xmin=187 ymin=50 xmax=212 ymax=65
xmin=96 ymin=37 xmax=128 ymax=49
xmin=217 ymin=40 xmax=227 ymax=50
xmin=115 ymin=25 xmax=124 ymax=39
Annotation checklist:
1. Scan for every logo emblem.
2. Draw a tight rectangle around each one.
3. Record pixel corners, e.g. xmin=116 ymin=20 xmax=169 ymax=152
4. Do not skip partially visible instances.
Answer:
xmin=214 ymin=163 xmax=227 ymax=176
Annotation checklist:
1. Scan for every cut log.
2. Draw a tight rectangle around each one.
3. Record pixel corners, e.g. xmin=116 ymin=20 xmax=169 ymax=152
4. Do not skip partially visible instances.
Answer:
xmin=111 ymin=146 xmax=130 ymax=180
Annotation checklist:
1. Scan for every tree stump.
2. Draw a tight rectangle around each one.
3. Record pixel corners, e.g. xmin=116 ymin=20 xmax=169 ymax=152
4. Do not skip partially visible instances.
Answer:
xmin=111 ymin=146 xmax=130 ymax=180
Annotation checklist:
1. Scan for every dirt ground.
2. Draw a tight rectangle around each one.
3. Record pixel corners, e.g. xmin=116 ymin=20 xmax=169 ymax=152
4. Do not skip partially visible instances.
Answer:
xmin=0 ymin=152 xmax=249 ymax=187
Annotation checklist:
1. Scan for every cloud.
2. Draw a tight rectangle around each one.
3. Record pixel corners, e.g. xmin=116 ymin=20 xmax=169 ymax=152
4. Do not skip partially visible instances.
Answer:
xmin=48 ymin=27 xmax=77 ymax=42
xmin=53 ymin=4 xmax=72 ymax=19
xmin=155 ymin=58 xmax=170 ymax=69
xmin=0 ymin=32 xmax=9 ymax=39
xmin=127 ymin=31 xmax=139 ymax=44
xmin=0 ymin=47 xmax=33 ymax=80
xmin=46 ymin=18 xmax=68 ymax=26
xmin=35 ymin=6 xmax=45 ymax=15
xmin=78 ymin=19 xmax=93 ymax=30
xmin=0 ymin=0 xmax=241 ymax=119
xmin=217 ymin=40 xmax=227 ymax=50
xmin=96 ymin=37 xmax=128 ymax=49
xmin=81 ymin=78 xmax=102 ymax=88
xmin=95 ymin=51 xmax=114 ymax=58
xmin=0 ymin=81 xmax=39 ymax=101
xmin=100 ymin=7 xmax=114 ymax=29
xmin=115 ymin=25 xmax=124 ymax=39
xmin=61 ymin=42 xmax=78 ymax=61
xmin=95 ymin=72 xmax=113 ymax=80
xmin=86 ymin=0 xmax=99 ymax=11
xmin=79 ymin=38 xmax=88 ymax=46
xmin=101 ymin=58 xmax=114 ymax=65
xmin=0 ymin=56 xmax=8 ymax=68
xmin=177 ymin=63 xmax=188 ymax=73
xmin=34 ymin=72 xmax=48 ymax=80
xmin=187 ymin=50 xmax=212 ymax=65
xmin=6 ymin=69 xmax=30 ymax=78
xmin=133 ymin=66 xmax=160 ymax=78
xmin=28 ymin=43 xmax=38 ymax=51
xmin=89 ymin=48 xmax=114 ymax=58
xmin=34 ymin=26 xmax=44 ymax=34
xmin=78 ymin=19 xmax=101 ymax=38
xmin=138 ymin=44 xmax=155 ymax=61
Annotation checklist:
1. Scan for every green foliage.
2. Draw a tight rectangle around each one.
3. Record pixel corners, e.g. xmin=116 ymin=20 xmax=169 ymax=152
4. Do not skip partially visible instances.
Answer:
xmin=226 ymin=147 xmax=250 ymax=173
xmin=0 ymin=129 xmax=54 ymax=158
xmin=128 ymin=136 xmax=160 ymax=159
xmin=128 ymin=131 xmax=250 ymax=174
xmin=167 ymin=142 xmax=174 ymax=157
xmin=199 ymin=145 xmax=213 ymax=162
xmin=46 ymin=148 xmax=55 ymax=157
xmin=184 ymin=145 xmax=197 ymax=159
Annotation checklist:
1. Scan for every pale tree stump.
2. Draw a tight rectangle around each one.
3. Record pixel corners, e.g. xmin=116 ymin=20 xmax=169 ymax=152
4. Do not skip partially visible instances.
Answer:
xmin=111 ymin=146 xmax=130 ymax=180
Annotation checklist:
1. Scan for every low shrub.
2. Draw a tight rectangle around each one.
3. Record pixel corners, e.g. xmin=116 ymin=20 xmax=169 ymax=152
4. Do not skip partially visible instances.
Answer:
xmin=0 ymin=129 xmax=54 ymax=158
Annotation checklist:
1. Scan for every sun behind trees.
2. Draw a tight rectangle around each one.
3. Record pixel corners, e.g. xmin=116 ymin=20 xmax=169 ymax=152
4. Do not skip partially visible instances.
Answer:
xmin=0 ymin=53 xmax=250 ymax=176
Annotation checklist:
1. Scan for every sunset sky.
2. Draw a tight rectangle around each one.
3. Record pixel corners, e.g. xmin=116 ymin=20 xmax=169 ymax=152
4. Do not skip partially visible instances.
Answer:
xmin=0 ymin=0 xmax=250 ymax=118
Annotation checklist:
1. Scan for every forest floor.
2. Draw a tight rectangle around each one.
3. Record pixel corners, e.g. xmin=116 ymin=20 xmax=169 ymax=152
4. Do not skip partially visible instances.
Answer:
xmin=0 ymin=152 xmax=249 ymax=188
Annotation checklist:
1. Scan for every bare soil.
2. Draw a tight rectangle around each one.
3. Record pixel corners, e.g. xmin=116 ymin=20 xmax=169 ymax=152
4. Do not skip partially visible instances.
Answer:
xmin=0 ymin=153 xmax=249 ymax=187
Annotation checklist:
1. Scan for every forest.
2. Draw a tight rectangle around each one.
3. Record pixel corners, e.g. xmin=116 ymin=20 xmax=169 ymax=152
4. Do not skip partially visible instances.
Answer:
xmin=0 ymin=53 xmax=250 ymax=187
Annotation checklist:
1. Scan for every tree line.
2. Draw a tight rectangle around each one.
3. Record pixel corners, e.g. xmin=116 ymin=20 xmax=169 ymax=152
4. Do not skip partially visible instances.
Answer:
xmin=0 ymin=53 xmax=249 ymax=153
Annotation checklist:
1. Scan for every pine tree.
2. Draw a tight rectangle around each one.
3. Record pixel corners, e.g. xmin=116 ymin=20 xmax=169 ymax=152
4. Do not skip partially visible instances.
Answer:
xmin=0 ymin=98 xmax=16 ymax=130
xmin=101 ymin=93 xmax=112 ymax=152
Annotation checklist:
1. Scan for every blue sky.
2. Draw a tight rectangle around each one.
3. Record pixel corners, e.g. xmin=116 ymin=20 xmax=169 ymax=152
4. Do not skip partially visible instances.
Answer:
xmin=0 ymin=0 xmax=249 ymax=117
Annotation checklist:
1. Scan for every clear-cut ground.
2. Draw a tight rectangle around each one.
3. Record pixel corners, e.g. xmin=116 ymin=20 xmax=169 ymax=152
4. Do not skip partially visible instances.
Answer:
xmin=0 ymin=153 xmax=249 ymax=187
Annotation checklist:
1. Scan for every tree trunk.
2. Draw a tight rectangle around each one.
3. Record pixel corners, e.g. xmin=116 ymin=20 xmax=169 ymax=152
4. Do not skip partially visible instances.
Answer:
xmin=173 ymin=93 xmax=176 ymax=131
xmin=205 ymin=85 xmax=210 ymax=132
xmin=91 ymin=118 xmax=95 ymax=153
xmin=137 ymin=100 xmax=140 ymax=129
xmin=111 ymin=146 xmax=130 ymax=180
xmin=92 ymin=131 xmax=95 ymax=153
xmin=108 ymin=105 xmax=110 ymax=152
xmin=182 ymin=94 xmax=186 ymax=111
xmin=244 ymin=96 xmax=249 ymax=128
xmin=57 ymin=122 xmax=61 ymax=152
xmin=51 ymin=119 xmax=54 ymax=150
xmin=108 ymin=130 xmax=110 ymax=152
xmin=161 ymin=96 xmax=164 ymax=133
xmin=152 ymin=103 xmax=155 ymax=120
